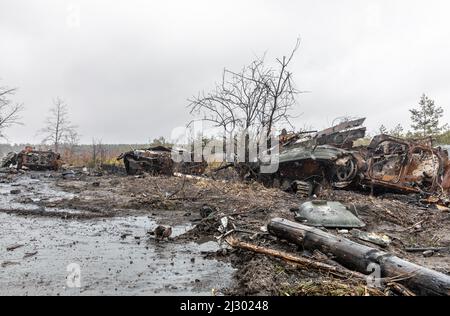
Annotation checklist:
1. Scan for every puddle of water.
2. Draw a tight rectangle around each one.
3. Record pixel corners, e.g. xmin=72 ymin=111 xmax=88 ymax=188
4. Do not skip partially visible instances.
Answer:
xmin=0 ymin=213 xmax=235 ymax=296
xmin=0 ymin=174 xmax=85 ymax=216
xmin=1 ymin=175 xmax=74 ymax=201
xmin=0 ymin=173 xmax=235 ymax=295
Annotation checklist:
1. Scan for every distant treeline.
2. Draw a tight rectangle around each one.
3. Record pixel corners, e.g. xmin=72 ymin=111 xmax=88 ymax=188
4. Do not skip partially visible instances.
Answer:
xmin=0 ymin=143 xmax=149 ymax=167
xmin=0 ymin=143 xmax=148 ymax=155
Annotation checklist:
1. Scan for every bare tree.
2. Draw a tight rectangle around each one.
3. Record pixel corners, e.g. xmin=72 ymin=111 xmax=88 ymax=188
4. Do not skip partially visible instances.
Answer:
xmin=91 ymin=138 xmax=106 ymax=168
xmin=0 ymin=84 xmax=24 ymax=138
xmin=188 ymin=40 xmax=300 ymax=164
xmin=40 ymin=97 xmax=77 ymax=152
xmin=189 ymin=39 xmax=300 ymax=139
xmin=63 ymin=129 xmax=81 ymax=162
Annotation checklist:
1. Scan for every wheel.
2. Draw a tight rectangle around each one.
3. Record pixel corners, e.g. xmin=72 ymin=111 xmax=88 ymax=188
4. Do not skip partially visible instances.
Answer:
xmin=333 ymin=157 xmax=357 ymax=183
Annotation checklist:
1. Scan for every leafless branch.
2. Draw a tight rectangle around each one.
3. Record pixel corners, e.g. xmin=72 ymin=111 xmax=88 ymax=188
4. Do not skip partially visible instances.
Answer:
xmin=187 ymin=39 xmax=301 ymax=162
xmin=39 ymin=97 xmax=78 ymax=152
xmin=0 ymin=85 xmax=24 ymax=138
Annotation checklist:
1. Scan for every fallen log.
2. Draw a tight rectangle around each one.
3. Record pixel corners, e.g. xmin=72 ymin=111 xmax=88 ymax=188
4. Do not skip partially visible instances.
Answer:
xmin=268 ymin=218 xmax=450 ymax=296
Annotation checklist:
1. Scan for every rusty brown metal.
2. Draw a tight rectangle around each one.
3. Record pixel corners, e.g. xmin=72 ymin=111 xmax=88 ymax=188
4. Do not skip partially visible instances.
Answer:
xmin=364 ymin=135 xmax=450 ymax=195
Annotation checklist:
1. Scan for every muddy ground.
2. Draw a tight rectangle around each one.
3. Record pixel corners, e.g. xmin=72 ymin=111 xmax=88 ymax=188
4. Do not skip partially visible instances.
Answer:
xmin=0 ymin=169 xmax=449 ymax=296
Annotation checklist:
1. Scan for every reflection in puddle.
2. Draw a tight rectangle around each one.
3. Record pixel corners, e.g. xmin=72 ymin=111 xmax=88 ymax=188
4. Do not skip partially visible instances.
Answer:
xmin=0 ymin=213 xmax=234 ymax=296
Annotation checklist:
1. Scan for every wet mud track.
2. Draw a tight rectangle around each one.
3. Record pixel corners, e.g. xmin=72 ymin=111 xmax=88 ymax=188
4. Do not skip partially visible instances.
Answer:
xmin=0 ymin=172 xmax=235 ymax=295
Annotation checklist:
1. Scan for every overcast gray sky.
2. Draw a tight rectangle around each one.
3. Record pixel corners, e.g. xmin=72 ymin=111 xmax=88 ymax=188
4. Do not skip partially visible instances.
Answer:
xmin=1 ymin=0 xmax=449 ymax=144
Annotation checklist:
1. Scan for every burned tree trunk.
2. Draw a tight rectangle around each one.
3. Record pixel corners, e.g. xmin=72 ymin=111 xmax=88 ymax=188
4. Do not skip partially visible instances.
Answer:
xmin=268 ymin=218 xmax=450 ymax=296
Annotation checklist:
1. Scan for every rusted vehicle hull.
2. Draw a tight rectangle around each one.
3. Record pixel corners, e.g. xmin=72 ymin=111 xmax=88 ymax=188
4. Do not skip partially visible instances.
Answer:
xmin=17 ymin=151 xmax=61 ymax=171
xmin=363 ymin=135 xmax=450 ymax=195
xmin=118 ymin=146 xmax=208 ymax=176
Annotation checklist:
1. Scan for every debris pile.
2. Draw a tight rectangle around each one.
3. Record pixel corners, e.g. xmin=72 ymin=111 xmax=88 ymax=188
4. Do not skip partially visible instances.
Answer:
xmin=265 ymin=118 xmax=450 ymax=202
xmin=117 ymin=146 xmax=174 ymax=176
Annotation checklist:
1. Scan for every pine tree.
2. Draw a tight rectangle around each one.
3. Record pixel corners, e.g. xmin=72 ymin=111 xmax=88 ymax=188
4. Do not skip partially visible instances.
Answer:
xmin=409 ymin=94 xmax=445 ymax=137
xmin=390 ymin=124 xmax=404 ymax=138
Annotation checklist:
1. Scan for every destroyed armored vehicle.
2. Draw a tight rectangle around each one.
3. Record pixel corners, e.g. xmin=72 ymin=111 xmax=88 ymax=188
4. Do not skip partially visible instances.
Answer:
xmin=263 ymin=118 xmax=367 ymax=192
xmin=265 ymin=118 xmax=450 ymax=197
xmin=117 ymin=146 xmax=207 ymax=176
xmin=117 ymin=146 xmax=174 ymax=176
xmin=272 ymin=145 xmax=359 ymax=192
xmin=1 ymin=148 xmax=61 ymax=171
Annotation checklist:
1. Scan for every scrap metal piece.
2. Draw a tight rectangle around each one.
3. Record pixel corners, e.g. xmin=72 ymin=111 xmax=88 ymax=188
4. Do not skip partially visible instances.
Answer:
xmin=294 ymin=200 xmax=365 ymax=228
xmin=315 ymin=118 xmax=366 ymax=139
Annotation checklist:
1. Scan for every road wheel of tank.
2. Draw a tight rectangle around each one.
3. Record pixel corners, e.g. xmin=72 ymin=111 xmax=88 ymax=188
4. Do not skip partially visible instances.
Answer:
xmin=332 ymin=156 xmax=357 ymax=187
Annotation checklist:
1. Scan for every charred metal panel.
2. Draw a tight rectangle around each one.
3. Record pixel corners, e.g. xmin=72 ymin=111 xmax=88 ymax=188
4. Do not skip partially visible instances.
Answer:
xmin=290 ymin=118 xmax=367 ymax=149
xmin=315 ymin=118 xmax=366 ymax=139
xmin=276 ymin=145 xmax=359 ymax=189
xmin=364 ymin=135 xmax=449 ymax=194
